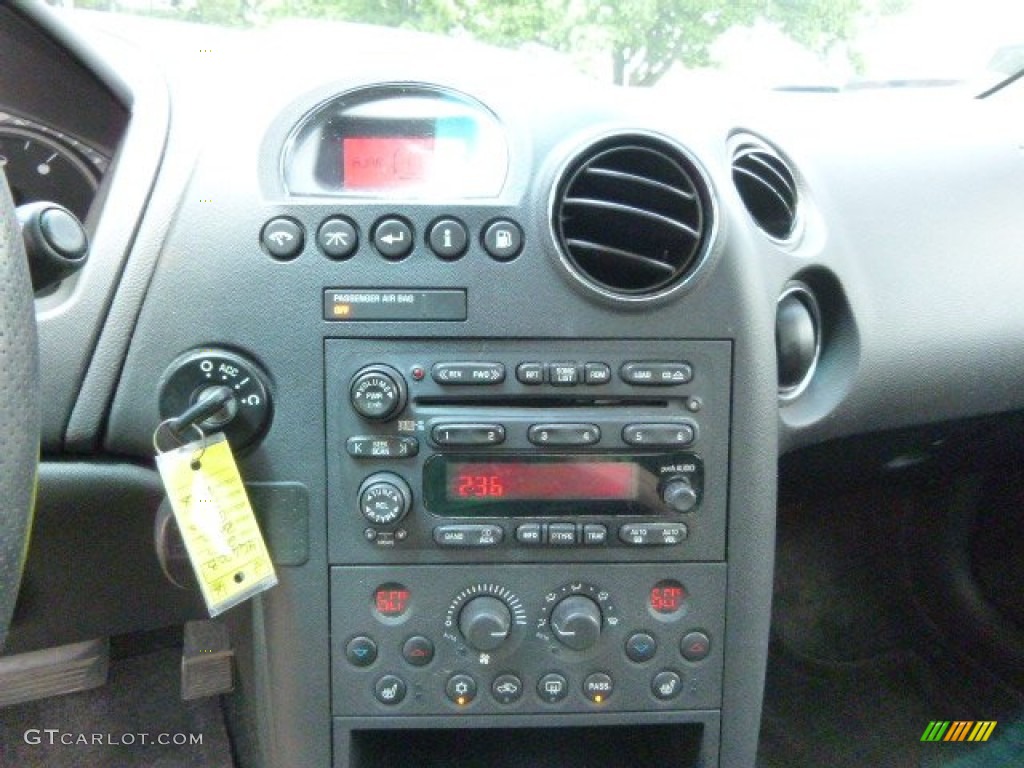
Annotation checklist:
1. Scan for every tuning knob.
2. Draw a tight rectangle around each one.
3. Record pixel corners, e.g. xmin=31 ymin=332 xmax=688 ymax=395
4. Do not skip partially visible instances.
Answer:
xmin=458 ymin=596 xmax=512 ymax=651
xmin=550 ymin=595 xmax=603 ymax=651
xmin=661 ymin=476 xmax=698 ymax=513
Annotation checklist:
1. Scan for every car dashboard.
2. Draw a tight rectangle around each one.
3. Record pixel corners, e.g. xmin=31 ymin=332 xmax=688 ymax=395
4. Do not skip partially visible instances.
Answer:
xmin=2 ymin=3 xmax=1024 ymax=767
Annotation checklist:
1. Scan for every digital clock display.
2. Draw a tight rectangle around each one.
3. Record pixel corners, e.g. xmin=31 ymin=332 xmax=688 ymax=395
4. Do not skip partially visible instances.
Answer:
xmin=447 ymin=461 xmax=638 ymax=502
xmin=649 ymin=579 xmax=687 ymax=615
xmin=374 ymin=583 xmax=411 ymax=617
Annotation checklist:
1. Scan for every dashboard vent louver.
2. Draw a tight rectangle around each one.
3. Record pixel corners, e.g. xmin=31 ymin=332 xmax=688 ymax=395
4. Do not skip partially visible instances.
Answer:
xmin=553 ymin=136 xmax=710 ymax=298
xmin=731 ymin=142 xmax=798 ymax=240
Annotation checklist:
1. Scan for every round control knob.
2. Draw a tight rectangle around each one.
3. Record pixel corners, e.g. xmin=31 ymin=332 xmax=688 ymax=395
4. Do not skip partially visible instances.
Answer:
xmin=661 ymin=477 xmax=698 ymax=513
xmin=550 ymin=595 xmax=603 ymax=651
xmin=458 ymin=596 xmax=512 ymax=652
xmin=358 ymin=472 xmax=412 ymax=526
xmin=349 ymin=365 xmax=407 ymax=421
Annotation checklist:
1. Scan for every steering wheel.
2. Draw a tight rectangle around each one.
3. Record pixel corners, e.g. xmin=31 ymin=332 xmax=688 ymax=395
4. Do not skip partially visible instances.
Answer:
xmin=0 ymin=168 xmax=40 ymax=651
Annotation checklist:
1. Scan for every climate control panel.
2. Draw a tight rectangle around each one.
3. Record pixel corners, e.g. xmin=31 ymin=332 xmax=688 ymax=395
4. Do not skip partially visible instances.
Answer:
xmin=330 ymin=563 xmax=725 ymax=716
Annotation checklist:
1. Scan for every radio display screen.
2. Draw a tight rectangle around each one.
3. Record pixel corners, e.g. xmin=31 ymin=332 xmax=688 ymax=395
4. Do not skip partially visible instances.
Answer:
xmin=447 ymin=461 xmax=638 ymax=502
xmin=421 ymin=454 xmax=699 ymax=518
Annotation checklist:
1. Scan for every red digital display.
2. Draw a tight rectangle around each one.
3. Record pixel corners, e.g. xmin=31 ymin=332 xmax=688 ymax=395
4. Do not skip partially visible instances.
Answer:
xmin=447 ymin=462 xmax=638 ymax=502
xmin=649 ymin=580 xmax=687 ymax=614
xmin=374 ymin=584 xmax=410 ymax=617
xmin=342 ymin=136 xmax=435 ymax=189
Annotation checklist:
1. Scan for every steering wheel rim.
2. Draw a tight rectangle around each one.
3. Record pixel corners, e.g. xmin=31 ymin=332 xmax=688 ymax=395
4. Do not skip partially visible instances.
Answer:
xmin=0 ymin=167 xmax=40 ymax=651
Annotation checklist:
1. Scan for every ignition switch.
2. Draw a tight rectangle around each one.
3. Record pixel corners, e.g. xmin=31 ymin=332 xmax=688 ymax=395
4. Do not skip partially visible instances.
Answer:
xmin=157 ymin=348 xmax=272 ymax=451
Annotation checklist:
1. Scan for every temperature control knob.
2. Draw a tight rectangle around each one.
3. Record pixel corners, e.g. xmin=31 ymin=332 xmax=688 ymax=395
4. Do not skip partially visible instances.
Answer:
xmin=458 ymin=596 xmax=512 ymax=652
xmin=358 ymin=472 xmax=412 ymax=526
xmin=550 ymin=595 xmax=603 ymax=651
xmin=661 ymin=476 xmax=698 ymax=513
xmin=349 ymin=365 xmax=407 ymax=421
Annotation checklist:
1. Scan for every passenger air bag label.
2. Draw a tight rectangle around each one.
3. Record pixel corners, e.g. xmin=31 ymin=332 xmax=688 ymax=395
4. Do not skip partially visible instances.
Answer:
xmin=324 ymin=288 xmax=467 ymax=321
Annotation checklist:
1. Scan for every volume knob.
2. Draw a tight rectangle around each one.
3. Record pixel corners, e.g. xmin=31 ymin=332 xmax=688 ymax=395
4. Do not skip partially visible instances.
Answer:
xmin=349 ymin=365 xmax=407 ymax=421
xmin=458 ymin=596 xmax=512 ymax=652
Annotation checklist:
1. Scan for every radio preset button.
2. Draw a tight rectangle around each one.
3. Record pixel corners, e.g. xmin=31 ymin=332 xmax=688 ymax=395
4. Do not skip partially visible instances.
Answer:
xmin=527 ymin=423 xmax=600 ymax=446
xmin=619 ymin=523 xmax=689 ymax=546
xmin=583 ymin=524 xmax=608 ymax=545
xmin=516 ymin=362 xmax=544 ymax=385
xmin=431 ymin=362 xmax=506 ymax=385
xmin=584 ymin=362 xmax=612 ymax=385
xmin=432 ymin=423 xmax=506 ymax=446
xmin=547 ymin=523 xmax=578 ymax=545
xmin=622 ymin=422 xmax=696 ymax=447
xmin=433 ymin=525 xmax=504 ymax=548
xmin=516 ymin=524 xmax=544 ymax=544
xmin=547 ymin=362 xmax=581 ymax=386
xmin=621 ymin=361 xmax=694 ymax=386
xmin=346 ymin=436 xmax=419 ymax=458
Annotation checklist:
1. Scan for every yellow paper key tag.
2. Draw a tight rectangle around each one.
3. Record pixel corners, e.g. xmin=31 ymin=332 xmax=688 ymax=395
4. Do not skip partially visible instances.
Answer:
xmin=155 ymin=431 xmax=278 ymax=617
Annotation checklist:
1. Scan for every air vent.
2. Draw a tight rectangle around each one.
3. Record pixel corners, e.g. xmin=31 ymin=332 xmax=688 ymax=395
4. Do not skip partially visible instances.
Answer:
xmin=731 ymin=141 xmax=798 ymax=240
xmin=553 ymin=136 xmax=711 ymax=298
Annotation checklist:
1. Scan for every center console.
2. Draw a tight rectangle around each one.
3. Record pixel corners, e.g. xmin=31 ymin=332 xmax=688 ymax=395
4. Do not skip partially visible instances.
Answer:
xmin=327 ymin=339 xmax=731 ymax=764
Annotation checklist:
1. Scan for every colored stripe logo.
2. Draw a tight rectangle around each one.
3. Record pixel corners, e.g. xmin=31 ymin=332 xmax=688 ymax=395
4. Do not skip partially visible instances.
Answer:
xmin=921 ymin=721 xmax=997 ymax=742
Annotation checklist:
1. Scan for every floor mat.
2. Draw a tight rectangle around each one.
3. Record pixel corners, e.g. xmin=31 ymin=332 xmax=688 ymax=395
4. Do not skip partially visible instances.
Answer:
xmin=0 ymin=647 xmax=233 ymax=767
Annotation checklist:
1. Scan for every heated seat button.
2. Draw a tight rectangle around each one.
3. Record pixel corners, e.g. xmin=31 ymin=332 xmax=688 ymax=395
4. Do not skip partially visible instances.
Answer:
xmin=622 ymin=422 xmax=696 ymax=447
xmin=345 ymin=636 xmax=378 ymax=667
xmin=431 ymin=362 xmax=506 ymax=385
xmin=621 ymin=361 xmax=693 ymax=386
xmin=652 ymin=670 xmax=683 ymax=700
xmin=527 ymin=424 xmax=600 ymax=446
xmin=374 ymin=675 xmax=406 ymax=705
xmin=432 ymin=423 xmax=506 ymax=446
xmin=402 ymin=636 xmax=435 ymax=667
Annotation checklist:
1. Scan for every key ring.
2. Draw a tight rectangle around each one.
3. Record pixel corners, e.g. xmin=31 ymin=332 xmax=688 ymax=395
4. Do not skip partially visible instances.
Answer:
xmin=153 ymin=419 xmax=207 ymax=467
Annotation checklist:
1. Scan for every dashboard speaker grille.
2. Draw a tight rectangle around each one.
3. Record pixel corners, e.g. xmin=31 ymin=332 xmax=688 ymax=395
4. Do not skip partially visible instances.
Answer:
xmin=553 ymin=136 xmax=710 ymax=297
xmin=731 ymin=142 xmax=798 ymax=240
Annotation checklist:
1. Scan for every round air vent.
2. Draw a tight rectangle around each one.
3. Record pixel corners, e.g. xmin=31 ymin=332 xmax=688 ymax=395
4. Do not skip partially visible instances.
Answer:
xmin=776 ymin=282 xmax=821 ymax=400
xmin=732 ymin=141 xmax=798 ymax=240
xmin=552 ymin=135 xmax=713 ymax=299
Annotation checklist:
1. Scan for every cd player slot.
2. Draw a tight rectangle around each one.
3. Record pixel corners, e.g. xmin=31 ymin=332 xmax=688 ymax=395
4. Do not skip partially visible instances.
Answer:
xmin=414 ymin=396 xmax=670 ymax=409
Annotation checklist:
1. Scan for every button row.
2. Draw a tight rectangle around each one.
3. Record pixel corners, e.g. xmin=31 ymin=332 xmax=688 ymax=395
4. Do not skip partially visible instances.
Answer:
xmin=371 ymin=669 xmax=691 ymax=706
xmin=425 ymin=360 xmax=692 ymax=387
xmin=422 ymin=421 xmax=694 ymax=448
xmin=619 ymin=523 xmax=688 ymax=546
xmin=261 ymin=215 xmax=523 ymax=262
xmin=515 ymin=523 xmax=608 ymax=546
xmin=349 ymin=628 xmax=711 ymax=673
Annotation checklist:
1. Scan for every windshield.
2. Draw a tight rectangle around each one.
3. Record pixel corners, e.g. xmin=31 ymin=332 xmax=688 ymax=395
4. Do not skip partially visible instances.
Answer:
xmin=54 ymin=0 xmax=1024 ymax=93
